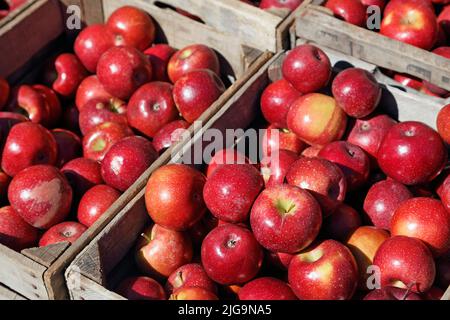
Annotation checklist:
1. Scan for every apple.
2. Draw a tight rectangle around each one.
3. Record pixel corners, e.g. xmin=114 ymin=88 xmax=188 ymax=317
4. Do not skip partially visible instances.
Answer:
xmin=377 ymin=121 xmax=447 ymax=185
xmin=33 ymin=84 xmax=62 ymax=127
xmin=259 ymin=0 xmax=302 ymax=11
xmin=360 ymin=0 xmax=385 ymax=10
xmin=288 ymin=239 xmax=358 ymax=300
xmin=380 ymin=0 xmax=438 ymax=50
xmin=7 ymin=85 xmax=49 ymax=126
xmin=363 ymin=286 xmax=422 ymax=300
xmin=260 ymin=79 xmax=302 ymax=128
xmin=203 ymin=164 xmax=264 ymax=223
xmin=322 ymin=204 xmax=362 ymax=241
xmin=301 ymin=145 xmax=322 ymax=158
xmin=77 ymin=184 xmax=121 ymax=227
xmin=393 ymin=73 xmax=423 ymax=91
xmin=391 ymin=197 xmax=450 ymax=257
xmin=345 ymin=226 xmax=390 ymax=290
xmin=152 ymin=119 xmax=190 ymax=153
xmin=145 ymin=164 xmax=207 ymax=231
xmin=74 ymin=24 xmax=115 ymax=73
xmin=282 ymin=44 xmax=332 ymax=94
xmin=62 ymin=104 xmax=80 ymax=134
xmin=423 ymin=47 xmax=450 ymax=96
xmin=75 ymin=75 xmax=114 ymax=112
xmin=346 ymin=114 xmax=397 ymax=166
xmin=106 ymin=6 xmax=155 ymax=51
xmin=239 ymin=277 xmax=298 ymax=300
xmin=117 ymin=276 xmax=165 ymax=300
xmin=438 ymin=5 xmax=450 ymax=37
xmin=318 ymin=141 xmax=370 ymax=190
xmin=101 ymin=136 xmax=158 ymax=192
xmin=165 ymin=263 xmax=217 ymax=295
xmin=286 ymin=157 xmax=347 ymax=216
xmin=260 ymin=149 xmax=299 ymax=187
xmin=127 ymin=82 xmax=178 ymax=138
xmin=206 ymin=148 xmax=251 ymax=178
xmin=168 ymin=44 xmax=220 ymax=83
xmin=61 ymin=157 xmax=103 ymax=199
xmin=0 ymin=169 xmax=10 ymax=203
xmin=144 ymin=44 xmax=177 ymax=82
xmin=262 ymin=124 xmax=306 ymax=157
xmin=1 ymin=122 xmax=57 ymax=177
xmin=0 ymin=111 xmax=28 ymax=148
xmin=0 ymin=206 xmax=39 ymax=251
xmin=332 ymin=68 xmax=381 ymax=118
xmin=96 ymin=46 xmax=152 ymax=100
xmin=53 ymin=53 xmax=88 ymax=97
xmin=437 ymin=103 xmax=450 ymax=145
xmin=173 ymin=69 xmax=225 ymax=123
xmin=82 ymin=122 xmax=133 ymax=162
xmin=266 ymin=251 xmax=294 ymax=270
xmin=0 ymin=77 xmax=9 ymax=109
xmin=51 ymin=129 xmax=82 ymax=168
xmin=78 ymin=98 xmax=127 ymax=136
xmin=201 ymin=224 xmax=263 ymax=285
xmin=437 ymin=170 xmax=450 ymax=212
xmin=250 ymin=184 xmax=322 ymax=253
xmin=136 ymin=224 xmax=193 ymax=278
xmin=363 ymin=179 xmax=413 ymax=230
xmin=39 ymin=221 xmax=87 ymax=246
xmin=325 ymin=0 xmax=367 ymax=26
xmin=287 ymin=93 xmax=347 ymax=146
xmin=373 ymin=235 xmax=436 ymax=293
xmin=169 ymin=287 xmax=218 ymax=300
xmin=8 ymin=165 xmax=72 ymax=229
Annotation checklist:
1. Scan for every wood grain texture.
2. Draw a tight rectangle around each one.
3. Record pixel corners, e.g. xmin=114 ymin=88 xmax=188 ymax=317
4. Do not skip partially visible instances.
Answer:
xmin=21 ymin=243 xmax=70 ymax=268
xmin=0 ymin=284 xmax=26 ymax=300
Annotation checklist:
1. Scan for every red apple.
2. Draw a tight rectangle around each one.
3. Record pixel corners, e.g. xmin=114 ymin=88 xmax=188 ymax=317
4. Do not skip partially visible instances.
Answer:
xmin=201 ymin=224 xmax=263 ymax=285
xmin=282 ymin=44 xmax=332 ymax=94
xmin=239 ymin=277 xmax=298 ymax=300
xmin=187 ymin=213 xmax=218 ymax=246
xmin=0 ymin=206 xmax=39 ymax=251
xmin=117 ymin=276 xmax=165 ymax=300
xmin=322 ymin=204 xmax=362 ymax=241
xmin=360 ymin=0 xmax=385 ymax=10
xmin=260 ymin=149 xmax=299 ymax=187
xmin=380 ymin=0 xmax=438 ymax=50
xmin=206 ymin=148 xmax=251 ymax=178
xmin=127 ymin=82 xmax=178 ymax=138
xmin=288 ymin=239 xmax=358 ymax=300
xmin=301 ymin=145 xmax=322 ymax=158
xmin=39 ymin=221 xmax=87 ymax=246
xmin=363 ymin=179 xmax=413 ymax=230
xmin=96 ymin=46 xmax=152 ymax=100
xmin=61 ymin=157 xmax=103 ymax=199
xmin=346 ymin=114 xmax=397 ymax=165
xmin=82 ymin=122 xmax=133 ymax=162
xmin=203 ymin=164 xmax=264 ymax=223
xmin=391 ymin=197 xmax=450 ymax=257
xmin=259 ymin=0 xmax=302 ymax=11
xmin=136 ymin=224 xmax=193 ymax=278
xmin=260 ymin=79 xmax=302 ymax=128
xmin=0 ymin=77 xmax=10 ymax=109
xmin=8 ymin=165 xmax=72 ymax=229
xmin=53 ymin=53 xmax=88 ymax=97
xmin=266 ymin=251 xmax=294 ymax=270
xmin=74 ymin=24 xmax=115 ymax=73
xmin=423 ymin=47 xmax=450 ymax=96
xmin=33 ymin=84 xmax=62 ymax=127
xmin=165 ymin=263 xmax=217 ymax=295
xmin=286 ymin=157 xmax=347 ymax=216
xmin=62 ymin=104 xmax=80 ymax=135
xmin=393 ymin=73 xmax=423 ymax=91
xmin=377 ymin=121 xmax=447 ymax=185
xmin=152 ymin=119 xmax=190 ymax=153
xmin=173 ymin=69 xmax=225 ymax=123
xmin=0 ymin=111 xmax=28 ymax=148
xmin=1 ymin=122 xmax=57 ymax=177
xmin=168 ymin=44 xmax=220 ymax=83
xmin=79 ymin=98 xmax=127 ymax=136
xmin=438 ymin=5 xmax=450 ymax=37
xmin=77 ymin=184 xmax=121 ymax=227
xmin=106 ymin=6 xmax=155 ymax=51
xmin=51 ymin=129 xmax=82 ymax=168
xmin=437 ymin=103 xmax=450 ymax=145
xmin=262 ymin=125 xmax=306 ymax=157
xmin=250 ymin=184 xmax=322 ymax=253
xmin=363 ymin=286 xmax=422 ymax=300
xmin=318 ymin=141 xmax=370 ymax=190
xmin=373 ymin=235 xmax=436 ymax=293
xmin=325 ymin=0 xmax=367 ymax=26
xmin=75 ymin=75 xmax=114 ymax=112
xmin=345 ymin=226 xmax=390 ymax=290
xmin=101 ymin=136 xmax=158 ymax=192
xmin=144 ymin=44 xmax=177 ymax=82
xmin=170 ymin=287 xmax=218 ymax=300
xmin=145 ymin=164 xmax=207 ymax=231
xmin=332 ymin=68 xmax=381 ymax=118
xmin=0 ymin=169 xmax=10 ymax=203
xmin=287 ymin=93 xmax=347 ymax=146
xmin=8 ymin=85 xmax=50 ymax=126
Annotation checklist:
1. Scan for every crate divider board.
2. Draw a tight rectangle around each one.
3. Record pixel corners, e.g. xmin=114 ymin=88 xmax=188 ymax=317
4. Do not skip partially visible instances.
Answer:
xmin=0 ymin=0 xmax=271 ymax=300
xmin=66 ymin=49 xmax=449 ymax=300
xmin=0 ymin=284 xmax=26 ymax=300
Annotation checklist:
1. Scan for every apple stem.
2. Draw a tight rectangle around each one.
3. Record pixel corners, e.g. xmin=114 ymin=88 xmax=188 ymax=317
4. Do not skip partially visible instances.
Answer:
xmin=140 ymin=233 xmax=151 ymax=242
xmin=401 ymin=282 xmax=416 ymax=300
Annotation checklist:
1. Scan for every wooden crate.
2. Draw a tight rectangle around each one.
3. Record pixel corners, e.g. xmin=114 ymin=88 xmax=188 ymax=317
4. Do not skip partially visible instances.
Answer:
xmin=139 ymin=0 xmax=312 ymax=53
xmin=0 ymin=284 xmax=26 ymax=300
xmin=0 ymin=0 xmax=271 ymax=300
xmin=293 ymin=2 xmax=450 ymax=92
xmin=66 ymin=49 xmax=450 ymax=300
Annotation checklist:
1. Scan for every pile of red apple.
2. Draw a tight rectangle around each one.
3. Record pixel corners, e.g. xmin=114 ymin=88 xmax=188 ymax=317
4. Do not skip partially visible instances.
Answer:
xmin=113 ymin=44 xmax=450 ymax=301
xmin=0 ymin=6 xmax=226 ymax=252
xmin=0 ymin=0 xmax=27 ymax=21
xmin=323 ymin=0 xmax=450 ymax=98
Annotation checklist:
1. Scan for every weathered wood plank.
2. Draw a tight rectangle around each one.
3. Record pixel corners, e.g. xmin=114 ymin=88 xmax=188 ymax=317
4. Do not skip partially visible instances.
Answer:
xmin=0 ymin=284 xmax=26 ymax=300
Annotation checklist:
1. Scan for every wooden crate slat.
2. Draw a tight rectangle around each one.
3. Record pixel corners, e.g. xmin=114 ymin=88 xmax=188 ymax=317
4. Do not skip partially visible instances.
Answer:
xmin=21 ymin=242 xmax=70 ymax=268
xmin=0 ymin=284 xmax=26 ymax=300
